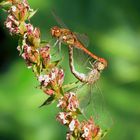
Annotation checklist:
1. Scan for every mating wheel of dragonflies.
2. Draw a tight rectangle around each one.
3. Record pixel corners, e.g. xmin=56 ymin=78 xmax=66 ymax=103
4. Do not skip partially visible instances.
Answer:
xmin=50 ymin=12 xmax=113 ymax=133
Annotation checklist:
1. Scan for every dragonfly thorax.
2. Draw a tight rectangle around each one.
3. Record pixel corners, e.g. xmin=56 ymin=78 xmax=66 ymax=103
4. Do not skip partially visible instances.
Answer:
xmin=83 ymin=61 xmax=104 ymax=84
xmin=51 ymin=26 xmax=61 ymax=38
xmin=97 ymin=62 xmax=105 ymax=71
xmin=86 ymin=69 xmax=100 ymax=84
xmin=93 ymin=61 xmax=105 ymax=71
xmin=61 ymin=35 xmax=75 ymax=45
xmin=51 ymin=26 xmax=76 ymax=45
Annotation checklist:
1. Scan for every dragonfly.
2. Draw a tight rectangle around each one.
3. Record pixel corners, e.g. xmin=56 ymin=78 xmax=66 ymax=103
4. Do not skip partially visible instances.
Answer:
xmin=68 ymin=45 xmax=113 ymax=133
xmin=51 ymin=12 xmax=112 ymax=131
xmin=50 ymin=12 xmax=108 ymax=67
xmin=51 ymin=11 xmax=107 ymax=104
xmin=67 ymin=46 xmax=112 ymax=135
xmin=68 ymin=45 xmax=105 ymax=84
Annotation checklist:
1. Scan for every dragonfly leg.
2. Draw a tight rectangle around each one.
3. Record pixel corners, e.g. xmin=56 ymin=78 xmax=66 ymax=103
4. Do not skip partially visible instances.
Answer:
xmin=62 ymin=81 xmax=79 ymax=90
xmin=53 ymin=40 xmax=59 ymax=47
xmin=86 ymin=67 xmax=92 ymax=71
xmin=89 ymin=59 xmax=97 ymax=67
xmin=58 ymin=41 xmax=62 ymax=53
xmin=86 ymin=59 xmax=96 ymax=70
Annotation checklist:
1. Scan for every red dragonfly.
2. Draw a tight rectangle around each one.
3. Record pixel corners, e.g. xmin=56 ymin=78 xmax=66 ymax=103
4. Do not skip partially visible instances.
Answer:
xmin=68 ymin=45 xmax=105 ymax=84
xmin=50 ymin=12 xmax=108 ymax=67
xmin=51 ymin=14 xmax=113 ymax=132
xmin=51 ymin=26 xmax=107 ymax=67
xmin=67 ymin=45 xmax=113 ymax=133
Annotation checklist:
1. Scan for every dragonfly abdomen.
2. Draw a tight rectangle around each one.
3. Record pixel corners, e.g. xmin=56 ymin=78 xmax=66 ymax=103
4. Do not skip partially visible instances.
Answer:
xmin=68 ymin=45 xmax=101 ymax=84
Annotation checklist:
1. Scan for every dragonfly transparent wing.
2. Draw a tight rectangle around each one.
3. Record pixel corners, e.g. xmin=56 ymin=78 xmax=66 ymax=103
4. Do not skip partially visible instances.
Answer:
xmin=77 ymin=83 xmax=113 ymax=131
xmin=51 ymin=11 xmax=97 ymax=73
xmin=72 ymin=46 xmax=91 ymax=70
xmin=51 ymin=10 xmax=68 ymax=28
xmin=74 ymin=32 xmax=89 ymax=48
xmin=73 ymin=32 xmax=91 ymax=65
xmin=51 ymin=10 xmax=90 ymax=48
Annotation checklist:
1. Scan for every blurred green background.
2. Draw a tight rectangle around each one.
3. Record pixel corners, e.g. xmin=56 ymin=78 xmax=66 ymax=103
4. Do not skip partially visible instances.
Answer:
xmin=0 ymin=0 xmax=140 ymax=140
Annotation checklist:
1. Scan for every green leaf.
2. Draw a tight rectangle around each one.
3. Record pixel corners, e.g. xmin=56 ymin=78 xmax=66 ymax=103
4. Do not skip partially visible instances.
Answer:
xmin=70 ymin=136 xmax=76 ymax=140
xmin=76 ymin=108 xmax=82 ymax=115
xmin=39 ymin=95 xmax=55 ymax=107
xmin=18 ymin=37 xmax=24 ymax=55
xmin=40 ymin=40 xmax=48 ymax=44
xmin=60 ymin=87 xmax=64 ymax=95
xmin=32 ymin=64 xmax=40 ymax=76
xmin=0 ymin=1 xmax=10 ymax=6
xmin=101 ymin=129 xmax=108 ymax=139
xmin=52 ymin=59 xmax=62 ymax=66
xmin=19 ymin=21 xmax=27 ymax=35
xmin=28 ymin=9 xmax=38 ymax=19
xmin=0 ymin=1 xmax=11 ymax=10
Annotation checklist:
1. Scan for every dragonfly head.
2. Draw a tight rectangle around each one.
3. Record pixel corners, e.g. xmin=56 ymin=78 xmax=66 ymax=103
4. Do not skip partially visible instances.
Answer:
xmin=98 ymin=58 xmax=108 ymax=68
xmin=51 ymin=26 xmax=61 ymax=38
xmin=93 ymin=61 xmax=106 ymax=71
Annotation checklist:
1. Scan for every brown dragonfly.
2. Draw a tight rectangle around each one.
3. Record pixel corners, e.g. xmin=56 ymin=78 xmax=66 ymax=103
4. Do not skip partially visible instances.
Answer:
xmin=50 ymin=14 xmax=113 ymax=131
xmin=68 ymin=45 xmax=105 ymax=84
xmin=50 ymin=15 xmax=107 ymax=67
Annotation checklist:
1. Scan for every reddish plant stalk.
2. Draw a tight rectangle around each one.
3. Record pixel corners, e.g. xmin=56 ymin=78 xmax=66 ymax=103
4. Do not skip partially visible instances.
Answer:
xmin=0 ymin=0 xmax=108 ymax=139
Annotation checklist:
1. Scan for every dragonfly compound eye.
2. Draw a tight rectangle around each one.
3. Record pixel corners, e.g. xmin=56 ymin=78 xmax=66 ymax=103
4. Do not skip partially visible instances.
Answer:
xmin=98 ymin=58 xmax=107 ymax=68
xmin=97 ymin=62 xmax=105 ymax=71
xmin=51 ymin=26 xmax=61 ymax=38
